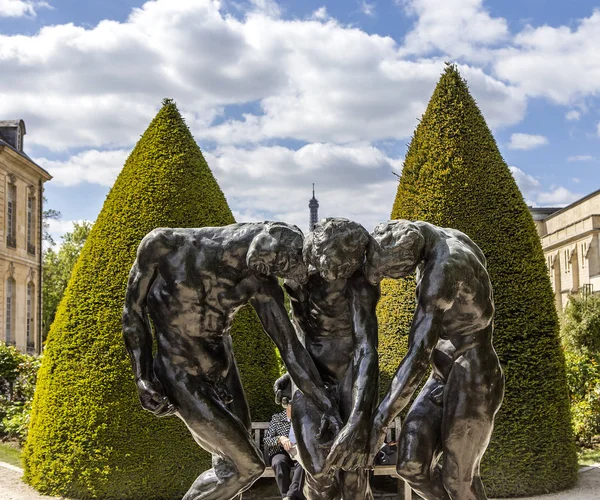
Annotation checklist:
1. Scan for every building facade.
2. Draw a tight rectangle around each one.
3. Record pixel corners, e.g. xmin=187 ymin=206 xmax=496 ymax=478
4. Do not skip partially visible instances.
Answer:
xmin=531 ymin=189 xmax=600 ymax=312
xmin=0 ymin=120 xmax=51 ymax=354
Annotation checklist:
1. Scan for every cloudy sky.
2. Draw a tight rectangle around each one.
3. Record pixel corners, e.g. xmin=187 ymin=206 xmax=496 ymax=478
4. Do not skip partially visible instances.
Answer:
xmin=1 ymin=0 xmax=599 ymax=242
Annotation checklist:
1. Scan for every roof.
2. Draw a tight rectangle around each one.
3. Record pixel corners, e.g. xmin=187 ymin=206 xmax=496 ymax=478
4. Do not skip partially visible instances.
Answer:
xmin=0 ymin=138 xmax=51 ymax=180
xmin=538 ymin=188 xmax=600 ymax=222
xmin=0 ymin=120 xmax=26 ymax=134
xmin=528 ymin=206 xmax=561 ymax=221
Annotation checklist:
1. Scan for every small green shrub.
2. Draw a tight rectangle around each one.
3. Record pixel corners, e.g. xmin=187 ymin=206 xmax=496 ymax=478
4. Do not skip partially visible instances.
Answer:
xmin=0 ymin=343 xmax=23 ymax=400
xmin=0 ymin=344 xmax=39 ymax=443
xmin=2 ymin=401 xmax=31 ymax=444
xmin=561 ymin=295 xmax=600 ymax=445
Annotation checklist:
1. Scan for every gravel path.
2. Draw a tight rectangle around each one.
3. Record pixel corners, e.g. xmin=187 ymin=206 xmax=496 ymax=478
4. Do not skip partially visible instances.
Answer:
xmin=1 ymin=462 xmax=599 ymax=500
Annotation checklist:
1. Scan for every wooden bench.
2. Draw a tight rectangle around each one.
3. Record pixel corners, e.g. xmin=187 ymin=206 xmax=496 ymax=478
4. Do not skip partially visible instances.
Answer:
xmin=251 ymin=419 xmax=411 ymax=500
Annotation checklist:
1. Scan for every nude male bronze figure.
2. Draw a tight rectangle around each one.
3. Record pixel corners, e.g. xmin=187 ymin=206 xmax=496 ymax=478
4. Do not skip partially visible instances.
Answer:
xmin=122 ymin=222 xmax=340 ymax=500
xmin=365 ymin=220 xmax=505 ymax=500
xmin=277 ymin=218 xmax=380 ymax=500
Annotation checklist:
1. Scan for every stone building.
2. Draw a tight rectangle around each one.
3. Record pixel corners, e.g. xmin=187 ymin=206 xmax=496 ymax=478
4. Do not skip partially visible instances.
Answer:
xmin=0 ymin=120 xmax=51 ymax=354
xmin=530 ymin=189 xmax=600 ymax=312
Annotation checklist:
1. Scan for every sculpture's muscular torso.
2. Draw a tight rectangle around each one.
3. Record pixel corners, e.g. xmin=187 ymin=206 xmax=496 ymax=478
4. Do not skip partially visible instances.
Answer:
xmin=366 ymin=220 xmax=505 ymax=500
xmin=123 ymin=223 xmax=339 ymax=500
xmin=283 ymin=218 xmax=380 ymax=500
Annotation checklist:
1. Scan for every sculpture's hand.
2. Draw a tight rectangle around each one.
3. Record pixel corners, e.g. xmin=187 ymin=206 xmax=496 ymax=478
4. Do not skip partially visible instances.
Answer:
xmin=430 ymin=382 xmax=444 ymax=406
xmin=274 ymin=372 xmax=292 ymax=406
xmin=316 ymin=408 xmax=343 ymax=444
xmin=137 ymin=379 xmax=177 ymax=418
xmin=324 ymin=420 xmax=370 ymax=472
xmin=366 ymin=414 xmax=388 ymax=466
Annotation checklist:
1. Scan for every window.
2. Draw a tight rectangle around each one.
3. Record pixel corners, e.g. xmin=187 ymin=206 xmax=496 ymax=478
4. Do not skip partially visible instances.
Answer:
xmin=5 ymin=277 xmax=15 ymax=345
xmin=27 ymin=195 xmax=35 ymax=255
xmin=6 ymin=182 xmax=16 ymax=248
xmin=26 ymin=282 xmax=34 ymax=348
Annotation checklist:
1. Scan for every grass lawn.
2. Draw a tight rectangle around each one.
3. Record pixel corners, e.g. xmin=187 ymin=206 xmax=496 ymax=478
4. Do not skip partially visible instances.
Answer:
xmin=0 ymin=441 xmax=22 ymax=467
xmin=578 ymin=441 xmax=600 ymax=467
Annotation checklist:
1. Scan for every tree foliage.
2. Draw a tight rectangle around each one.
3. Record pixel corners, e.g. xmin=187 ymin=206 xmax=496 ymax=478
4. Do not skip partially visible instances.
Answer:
xmin=42 ymin=221 xmax=92 ymax=340
xmin=561 ymin=294 xmax=600 ymax=445
xmin=24 ymin=100 xmax=279 ymax=499
xmin=0 ymin=343 xmax=39 ymax=443
xmin=378 ymin=64 xmax=577 ymax=496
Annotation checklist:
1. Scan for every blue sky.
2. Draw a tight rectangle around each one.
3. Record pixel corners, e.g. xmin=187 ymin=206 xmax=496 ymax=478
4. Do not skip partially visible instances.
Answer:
xmin=1 ymin=0 xmax=599 ymax=242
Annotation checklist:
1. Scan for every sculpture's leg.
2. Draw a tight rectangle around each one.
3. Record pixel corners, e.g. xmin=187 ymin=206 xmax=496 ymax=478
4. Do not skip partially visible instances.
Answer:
xmin=396 ymin=376 xmax=448 ymax=500
xmin=337 ymin=365 xmax=375 ymax=500
xmin=164 ymin=370 xmax=264 ymax=500
xmin=292 ymin=391 xmax=341 ymax=500
xmin=441 ymin=345 xmax=504 ymax=500
xmin=339 ymin=469 xmax=373 ymax=500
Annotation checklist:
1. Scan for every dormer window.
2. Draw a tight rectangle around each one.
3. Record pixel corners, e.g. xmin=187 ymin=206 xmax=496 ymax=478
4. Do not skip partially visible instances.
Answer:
xmin=0 ymin=119 xmax=26 ymax=151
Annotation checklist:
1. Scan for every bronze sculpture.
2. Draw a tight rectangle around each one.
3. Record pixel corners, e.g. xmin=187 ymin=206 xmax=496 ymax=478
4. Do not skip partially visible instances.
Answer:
xmin=365 ymin=220 xmax=505 ymax=500
xmin=279 ymin=218 xmax=380 ymax=500
xmin=122 ymin=222 xmax=340 ymax=500
xmin=123 ymin=218 xmax=504 ymax=500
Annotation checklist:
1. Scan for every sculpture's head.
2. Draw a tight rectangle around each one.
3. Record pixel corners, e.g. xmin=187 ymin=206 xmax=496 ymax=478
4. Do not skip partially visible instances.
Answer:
xmin=304 ymin=218 xmax=370 ymax=282
xmin=365 ymin=220 xmax=425 ymax=284
xmin=247 ymin=222 xmax=308 ymax=283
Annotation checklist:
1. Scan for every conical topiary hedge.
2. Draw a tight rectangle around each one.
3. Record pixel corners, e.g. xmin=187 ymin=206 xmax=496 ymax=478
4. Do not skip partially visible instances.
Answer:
xmin=23 ymin=99 xmax=280 ymax=499
xmin=377 ymin=65 xmax=577 ymax=496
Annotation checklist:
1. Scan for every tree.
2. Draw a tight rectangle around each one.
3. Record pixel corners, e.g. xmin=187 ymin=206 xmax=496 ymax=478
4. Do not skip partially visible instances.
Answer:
xmin=42 ymin=204 xmax=61 ymax=247
xmin=378 ymin=64 xmax=577 ymax=496
xmin=23 ymin=99 xmax=280 ymax=499
xmin=561 ymin=294 xmax=600 ymax=445
xmin=42 ymin=221 xmax=92 ymax=340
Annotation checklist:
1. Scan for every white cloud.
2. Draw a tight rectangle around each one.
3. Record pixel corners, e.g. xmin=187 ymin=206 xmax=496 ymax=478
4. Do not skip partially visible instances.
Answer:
xmin=360 ymin=1 xmax=376 ymax=17
xmin=565 ymin=110 xmax=581 ymax=121
xmin=573 ymin=178 xmax=581 ymax=183
xmin=311 ymin=7 xmax=328 ymax=20
xmin=35 ymin=149 xmax=129 ymax=187
xmin=248 ymin=0 xmax=281 ymax=17
xmin=0 ymin=0 xmax=49 ymax=17
xmin=399 ymin=0 xmax=509 ymax=61
xmin=206 ymin=143 xmax=402 ymax=233
xmin=508 ymin=133 xmax=548 ymax=150
xmin=0 ymin=0 xmax=526 ymax=152
xmin=537 ymin=187 xmax=582 ymax=206
xmin=510 ymin=166 xmax=582 ymax=207
xmin=198 ymin=58 xmax=526 ymax=145
xmin=567 ymin=155 xmax=593 ymax=162
xmin=494 ymin=11 xmax=600 ymax=105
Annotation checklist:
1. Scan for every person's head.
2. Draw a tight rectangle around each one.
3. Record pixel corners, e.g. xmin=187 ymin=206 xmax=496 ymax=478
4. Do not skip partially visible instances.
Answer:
xmin=247 ymin=222 xmax=308 ymax=283
xmin=365 ymin=220 xmax=425 ymax=284
xmin=304 ymin=218 xmax=370 ymax=282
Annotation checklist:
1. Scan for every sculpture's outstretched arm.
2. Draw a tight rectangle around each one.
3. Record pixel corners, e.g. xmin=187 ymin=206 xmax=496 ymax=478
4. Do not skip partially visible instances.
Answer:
xmin=376 ymin=303 xmax=441 ymax=427
xmin=122 ymin=238 xmax=176 ymax=417
xmin=250 ymin=277 xmax=341 ymax=434
xmin=324 ymin=274 xmax=380 ymax=471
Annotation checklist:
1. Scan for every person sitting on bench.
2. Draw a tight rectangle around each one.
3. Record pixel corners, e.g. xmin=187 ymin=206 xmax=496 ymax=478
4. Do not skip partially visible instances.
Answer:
xmin=264 ymin=398 xmax=305 ymax=500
